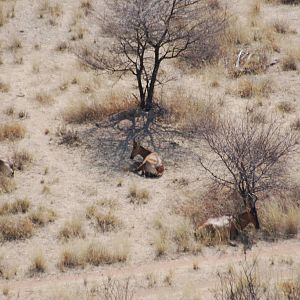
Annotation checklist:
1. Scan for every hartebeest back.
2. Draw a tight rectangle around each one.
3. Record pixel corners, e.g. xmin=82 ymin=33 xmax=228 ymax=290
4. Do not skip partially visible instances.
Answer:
xmin=0 ymin=159 xmax=14 ymax=177
xmin=130 ymin=140 xmax=164 ymax=177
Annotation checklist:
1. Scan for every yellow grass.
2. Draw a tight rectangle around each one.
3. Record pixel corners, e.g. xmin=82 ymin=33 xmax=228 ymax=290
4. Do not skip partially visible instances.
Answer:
xmin=0 ymin=122 xmax=26 ymax=141
xmin=0 ymin=216 xmax=33 ymax=241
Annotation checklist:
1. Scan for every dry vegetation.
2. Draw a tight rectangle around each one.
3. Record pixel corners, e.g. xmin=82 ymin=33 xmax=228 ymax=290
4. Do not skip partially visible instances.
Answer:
xmin=0 ymin=122 xmax=26 ymax=141
xmin=236 ymin=77 xmax=273 ymax=98
xmin=0 ymin=198 xmax=30 ymax=216
xmin=128 ymin=184 xmax=150 ymax=205
xmin=58 ymin=218 xmax=86 ymax=241
xmin=0 ymin=176 xmax=16 ymax=194
xmin=29 ymin=206 xmax=56 ymax=226
xmin=28 ymin=252 xmax=47 ymax=276
xmin=12 ymin=149 xmax=33 ymax=171
xmin=0 ymin=217 xmax=33 ymax=241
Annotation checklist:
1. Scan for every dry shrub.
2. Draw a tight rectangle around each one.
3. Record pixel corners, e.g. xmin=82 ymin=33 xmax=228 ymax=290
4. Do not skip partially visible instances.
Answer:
xmin=0 ymin=176 xmax=16 ymax=194
xmin=63 ymin=97 xmax=135 ymax=124
xmin=0 ymin=216 xmax=33 ymax=241
xmin=0 ymin=122 xmax=26 ymax=141
xmin=176 ymin=187 xmax=241 ymax=229
xmin=0 ymin=81 xmax=10 ymax=93
xmin=56 ymin=125 xmax=81 ymax=146
xmin=87 ymin=208 xmax=121 ymax=232
xmin=173 ymin=221 xmax=193 ymax=252
xmin=281 ymin=55 xmax=297 ymax=71
xmin=277 ymin=101 xmax=295 ymax=113
xmin=29 ymin=252 xmax=47 ymax=275
xmin=161 ymin=94 xmax=218 ymax=131
xmin=8 ymin=37 xmax=22 ymax=51
xmin=128 ymin=185 xmax=150 ymax=205
xmin=0 ymin=198 xmax=31 ymax=216
xmin=84 ymin=242 xmax=128 ymax=266
xmin=154 ymin=226 xmax=170 ymax=257
xmin=12 ymin=149 xmax=33 ymax=171
xmin=58 ymin=247 xmax=84 ymax=271
xmin=236 ymin=77 xmax=273 ymax=98
xmin=260 ymin=198 xmax=300 ymax=239
xmin=55 ymin=41 xmax=68 ymax=52
xmin=58 ymin=218 xmax=85 ymax=241
xmin=34 ymin=92 xmax=54 ymax=105
xmin=29 ymin=206 xmax=56 ymax=226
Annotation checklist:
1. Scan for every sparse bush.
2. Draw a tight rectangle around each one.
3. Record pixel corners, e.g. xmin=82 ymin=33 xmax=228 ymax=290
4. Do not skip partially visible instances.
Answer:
xmin=154 ymin=228 xmax=169 ymax=257
xmin=29 ymin=252 xmax=47 ymax=275
xmin=173 ymin=222 xmax=193 ymax=253
xmin=0 ymin=216 xmax=33 ymax=241
xmin=12 ymin=149 xmax=33 ymax=171
xmin=0 ymin=122 xmax=26 ymax=141
xmin=0 ymin=198 xmax=31 ymax=216
xmin=34 ymin=92 xmax=54 ymax=105
xmin=128 ymin=185 xmax=150 ymax=205
xmin=58 ymin=218 xmax=85 ymax=241
xmin=272 ymin=19 xmax=294 ymax=34
xmin=29 ymin=206 xmax=56 ymax=226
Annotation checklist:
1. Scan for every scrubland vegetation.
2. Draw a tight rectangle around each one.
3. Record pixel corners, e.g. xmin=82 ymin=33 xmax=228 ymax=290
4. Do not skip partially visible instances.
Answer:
xmin=0 ymin=0 xmax=300 ymax=298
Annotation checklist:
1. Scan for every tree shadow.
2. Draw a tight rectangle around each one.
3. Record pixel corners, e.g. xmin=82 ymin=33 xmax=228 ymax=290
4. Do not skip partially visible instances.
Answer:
xmin=80 ymin=105 xmax=200 ymax=172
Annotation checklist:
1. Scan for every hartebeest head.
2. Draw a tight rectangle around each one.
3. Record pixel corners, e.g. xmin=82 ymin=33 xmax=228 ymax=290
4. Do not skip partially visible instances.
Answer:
xmin=130 ymin=139 xmax=140 ymax=160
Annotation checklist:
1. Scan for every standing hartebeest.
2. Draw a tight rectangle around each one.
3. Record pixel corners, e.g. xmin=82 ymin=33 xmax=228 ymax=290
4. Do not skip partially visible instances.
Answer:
xmin=130 ymin=140 xmax=164 ymax=177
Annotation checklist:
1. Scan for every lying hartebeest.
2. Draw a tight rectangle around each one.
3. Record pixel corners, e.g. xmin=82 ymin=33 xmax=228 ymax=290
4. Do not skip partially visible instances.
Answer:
xmin=196 ymin=206 xmax=260 ymax=242
xmin=130 ymin=140 xmax=164 ymax=177
xmin=0 ymin=159 xmax=14 ymax=177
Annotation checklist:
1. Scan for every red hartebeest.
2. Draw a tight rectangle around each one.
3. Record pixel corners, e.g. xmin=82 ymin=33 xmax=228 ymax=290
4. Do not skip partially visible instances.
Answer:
xmin=130 ymin=140 xmax=164 ymax=177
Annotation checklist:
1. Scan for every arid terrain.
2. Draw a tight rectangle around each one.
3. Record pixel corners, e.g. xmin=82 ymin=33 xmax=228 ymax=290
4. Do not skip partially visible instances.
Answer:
xmin=0 ymin=0 xmax=300 ymax=299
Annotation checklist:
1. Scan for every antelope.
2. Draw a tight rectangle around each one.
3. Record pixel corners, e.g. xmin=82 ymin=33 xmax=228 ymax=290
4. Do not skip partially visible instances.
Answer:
xmin=0 ymin=159 xmax=14 ymax=177
xmin=196 ymin=206 xmax=260 ymax=242
xmin=130 ymin=140 xmax=164 ymax=177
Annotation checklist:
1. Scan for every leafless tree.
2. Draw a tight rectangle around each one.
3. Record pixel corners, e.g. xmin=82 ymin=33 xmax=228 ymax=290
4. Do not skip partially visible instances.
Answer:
xmin=78 ymin=0 xmax=227 ymax=111
xmin=199 ymin=114 xmax=298 ymax=209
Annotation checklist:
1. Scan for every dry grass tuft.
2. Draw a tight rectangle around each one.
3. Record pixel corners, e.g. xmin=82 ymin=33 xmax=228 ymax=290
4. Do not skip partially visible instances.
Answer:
xmin=29 ymin=252 xmax=47 ymax=275
xmin=86 ymin=206 xmax=121 ymax=232
xmin=12 ymin=149 xmax=33 ymax=171
xmin=260 ymin=198 xmax=300 ymax=239
xmin=56 ymin=125 xmax=81 ymax=146
xmin=58 ymin=218 xmax=85 ymax=241
xmin=34 ymin=92 xmax=54 ymax=105
xmin=281 ymin=55 xmax=298 ymax=71
xmin=55 ymin=41 xmax=68 ymax=52
xmin=0 ymin=122 xmax=26 ymax=141
xmin=236 ymin=77 xmax=273 ymax=98
xmin=173 ymin=221 xmax=193 ymax=253
xmin=249 ymin=0 xmax=261 ymax=17
xmin=84 ymin=241 xmax=129 ymax=266
xmin=29 ymin=206 xmax=56 ymax=226
xmin=0 ymin=176 xmax=16 ymax=194
xmin=0 ymin=198 xmax=31 ymax=216
xmin=154 ymin=227 xmax=170 ymax=257
xmin=63 ymin=95 xmax=135 ymax=124
xmin=272 ymin=19 xmax=295 ymax=34
xmin=8 ymin=37 xmax=22 ymax=51
xmin=38 ymin=1 xmax=63 ymax=19
xmin=0 ymin=216 xmax=33 ymax=241
xmin=58 ymin=247 xmax=84 ymax=271
xmin=0 ymin=81 xmax=10 ymax=93
xmin=0 ymin=4 xmax=7 ymax=27
xmin=291 ymin=118 xmax=300 ymax=131
xmin=128 ymin=185 xmax=150 ymax=205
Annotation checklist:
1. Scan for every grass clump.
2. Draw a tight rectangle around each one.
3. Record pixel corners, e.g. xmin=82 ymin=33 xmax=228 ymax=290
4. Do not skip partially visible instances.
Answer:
xmin=12 ymin=149 xmax=33 ymax=171
xmin=281 ymin=55 xmax=298 ymax=71
xmin=236 ymin=78 xmax=273 ymax=98
xmin=128 ymin=185 xmax=150 ymax=205
xmin=0 ymin=122 xmax=26 ymax=141
xmin=0 ymin=176 xmax=16 ymax=194
xmin=29 ymin=206 xmax=56 ymax=226
xmin=277 ymin=101 xmax=294 ymax=113
xmin=58 ymin=247 xmax=84 ymax=271
xmin=58 ymin=218 xmax=85 ymax=241
xmin=0 ymin=216 xmax=33 ymax=241
xmin=0 ymin=198 xmax=31 ymax=216
xmin=260 ymin=199 xmax=300 ymax=239
xmin=29 ymin=252 xmax=47 ymax=275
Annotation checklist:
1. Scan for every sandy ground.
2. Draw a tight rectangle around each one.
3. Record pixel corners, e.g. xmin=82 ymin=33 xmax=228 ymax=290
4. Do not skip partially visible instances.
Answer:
xmin=0 ymin=0 xmax=300 ymax=299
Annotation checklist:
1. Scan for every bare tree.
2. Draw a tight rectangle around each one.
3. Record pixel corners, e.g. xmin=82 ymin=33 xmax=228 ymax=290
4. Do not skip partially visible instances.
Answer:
xmin=78 ymin=0 xmax=227 ymax=111
xmin=199 ymin=114 xmax=298 ymax=209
